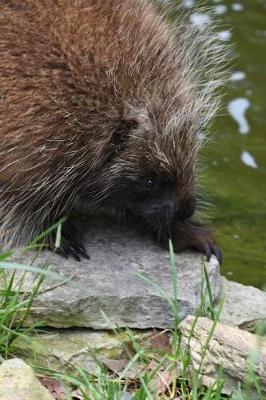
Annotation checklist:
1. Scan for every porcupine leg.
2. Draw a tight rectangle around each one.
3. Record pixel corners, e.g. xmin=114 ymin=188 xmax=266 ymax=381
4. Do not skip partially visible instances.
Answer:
xmin=128 ymin=212 xmax=222 ymax=264
xmin=141 ymin=217 xmax=222 ymax=265
xmin=170 ymin=220 xmax=222 ymax=265
xmin=47 ymin=220 xmax=90 ymax=262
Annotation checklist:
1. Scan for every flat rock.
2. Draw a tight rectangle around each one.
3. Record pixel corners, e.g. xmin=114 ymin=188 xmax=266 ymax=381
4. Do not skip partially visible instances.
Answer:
xmin=13 ymin=329 xmax=151 ymax=375
xmin=0 ymin=358 xmax=54 ymax=400
xmin=220 ymin=277 xmax=266 ymax=329
xmin=11 ymin=216 xmax=221 ymax=329
xmin=11 ymin=278 xmax=266 ymax=377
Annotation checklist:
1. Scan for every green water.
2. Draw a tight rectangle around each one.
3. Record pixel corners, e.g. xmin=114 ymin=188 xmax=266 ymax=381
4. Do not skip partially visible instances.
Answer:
xmin=176 ymin=0 xmax=266 ymax=288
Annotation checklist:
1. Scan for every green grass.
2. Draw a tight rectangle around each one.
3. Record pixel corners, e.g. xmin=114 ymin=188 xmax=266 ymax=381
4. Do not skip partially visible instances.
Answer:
xmin=0 ymin=231 xmax=264 ymax=399
xmin=0 ymin=218 xmax=66 ymax=358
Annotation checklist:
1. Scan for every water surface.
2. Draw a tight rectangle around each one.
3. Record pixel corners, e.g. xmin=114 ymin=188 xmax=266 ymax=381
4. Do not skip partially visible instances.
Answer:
xmin=171 ymin=0 xmax=266 ymax=288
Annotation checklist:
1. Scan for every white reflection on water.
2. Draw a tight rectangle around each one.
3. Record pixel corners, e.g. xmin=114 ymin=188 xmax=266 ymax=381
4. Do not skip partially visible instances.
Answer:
xmin=182 ymin=0 xmax=195 ymax=8
xmin=228 ymin=97 xmax=251 ymax=134
xmin=218 ymin=30 xmax=232 ymax=41
xmin=232 ymin=3 xmax=244 ymax=11
xmin=190 ymin=13 xmax=211 ymax=29
xmin=213 ymin=5 xmax=227 ymax=14
xmin=241 ymin=151 xmax=258 ymax=169
xmin=230 ymin=71 xmax=246 ymax=81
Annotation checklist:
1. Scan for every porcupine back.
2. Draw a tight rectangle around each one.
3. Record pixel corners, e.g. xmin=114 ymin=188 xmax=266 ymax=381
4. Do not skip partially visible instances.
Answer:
xmin=0 ymin=0 xmax=226 ymax=249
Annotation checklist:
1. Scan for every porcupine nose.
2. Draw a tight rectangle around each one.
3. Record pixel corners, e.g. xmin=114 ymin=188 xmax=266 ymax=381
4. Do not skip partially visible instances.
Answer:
xmin=177 ymin=196 xmax=196 ymax=221
xmin=160 ymin=201 xmax=176 ymax=218
xmin=146 ymin=200 xmax=176 ymax=220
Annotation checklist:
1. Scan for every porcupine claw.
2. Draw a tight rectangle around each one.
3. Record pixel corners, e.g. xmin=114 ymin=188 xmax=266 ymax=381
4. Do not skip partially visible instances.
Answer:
xmin=171 ymin=221 xmax=223 ymax=265
xmin=200 ymin=237 xmax=222 ymax=265
xmin=59 ymin=236 xmax=90 ymax=262
xmin=48 ymin=221 xmax=90 ymax=261
xmin=213 ymin=245 xmax=223 ymax=265
xmin=55 ymin=238 xmax=90 ymax=262
xmin=204 ymin=243 xmax=212 ymax=262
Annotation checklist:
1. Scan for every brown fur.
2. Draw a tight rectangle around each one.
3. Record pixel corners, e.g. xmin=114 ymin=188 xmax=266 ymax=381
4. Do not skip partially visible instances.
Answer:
xmin=0 ymin=0 xmax=225 ymax=260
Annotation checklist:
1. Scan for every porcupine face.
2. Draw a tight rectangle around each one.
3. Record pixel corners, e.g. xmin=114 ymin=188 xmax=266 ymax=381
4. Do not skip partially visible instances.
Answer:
xmin=94 ymin=105 xmax=198 ymax=228
xmin=110 ymin=168 xmax=197 ymax=227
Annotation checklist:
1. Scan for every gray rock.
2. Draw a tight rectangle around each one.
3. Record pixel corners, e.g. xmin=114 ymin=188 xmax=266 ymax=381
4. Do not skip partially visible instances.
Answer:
xmin=179 ymin=316 xmax=266 ymax=397
xmin=13 ymin=329 xmax=151 ymax=375
xmin=0 ymin=358 xmax=54 ymax=400
xmin=12 ymin=216 xmax=221 ymax=329
xmin=11 ymin=277 xmax=266 ymax=378
xmin=220 ymin=277 xmax=266 ymax=329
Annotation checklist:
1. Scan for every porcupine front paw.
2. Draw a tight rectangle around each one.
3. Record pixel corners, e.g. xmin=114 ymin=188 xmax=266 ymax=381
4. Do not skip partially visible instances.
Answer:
xmin=172 ymin=221 xmax=222 ymax=265
xmin=47 ymin=221 xmax=90 ymax=262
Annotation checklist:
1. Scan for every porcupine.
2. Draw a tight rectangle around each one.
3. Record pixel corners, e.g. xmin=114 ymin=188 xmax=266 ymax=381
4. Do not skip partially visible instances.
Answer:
xmin=0 ymin=0 xmax=226 ymax=262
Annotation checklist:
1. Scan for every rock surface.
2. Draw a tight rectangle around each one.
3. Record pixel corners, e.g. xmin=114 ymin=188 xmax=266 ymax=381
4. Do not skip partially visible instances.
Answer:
xmin=11 ymin=278 xmax=266 ymax=377
xmin=12 ymin=216 xmax=221 ymax=329
xmin=179 ymin=316 xmax=266 ymax=397
xmin=220 ymin=277 xmax=266 ymax=329
xmin=11 ymin=278 xmax=266 ymax=376
xmin=0 ymin=358 xmax=54 ymax=400
xmin=13 ymin=329 xmax=151 ymax=375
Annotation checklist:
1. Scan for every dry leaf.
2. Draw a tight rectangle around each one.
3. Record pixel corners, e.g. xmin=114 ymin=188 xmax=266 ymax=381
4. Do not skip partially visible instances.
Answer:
xmin=154 ymin=369 xmax=174 ymax=395
xmin=71 ymin=389 xmax=84 ymax=400
xmin=118 ymin=362 xmax=143 ymax=380
xmin=102 ymin=358 xmax=129 ymax=374
xmin=150 ymin=330 xmax=172 ymax=354
xmin=39 ymin=376 xmax=66 ymax=400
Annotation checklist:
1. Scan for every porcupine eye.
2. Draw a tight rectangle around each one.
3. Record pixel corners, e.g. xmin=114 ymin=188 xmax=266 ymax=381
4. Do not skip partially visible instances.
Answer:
xmin=145 ymin=178 xmax=155 ymax=189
